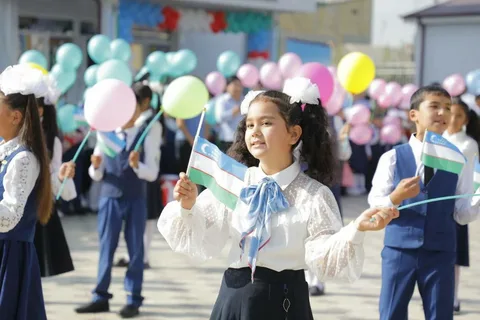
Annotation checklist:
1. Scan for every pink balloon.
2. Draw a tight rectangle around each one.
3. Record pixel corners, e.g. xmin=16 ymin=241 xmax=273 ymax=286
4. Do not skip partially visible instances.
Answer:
xmin=399 ymin=83 xmax=418 ymax=110
xmin=205 ymin=71 xmax=226 ymax=96
xmin=278 ymin=53 xmax=302 ymax=79
xmin=345 ymin=104 xmax=371 ymax=125
xmin=377 ymin=93 xmax=393 ymax=109
xmin=237 ymin=64 xmax=259 ymax=89
xmin=296 ymin=62 xmax=334 ymax=104
xmin=325 ymin=81 xmax=345 ymax=115
xmin=368 ymin=79 xmax=386 ymax=100
xmin=349 ymin=124 xmax=373 ymax=145
xmin=443 ymin=73 xmax=466 ymax=97
xmin=328 ymin=66 xmax=337 ymax=77
xmin=260 ymin=62 xmax=283 ymax=90
xmin=380 ymin=124 xmax=403 ymax=145
xmin=384 ymin=82 xmax=403 ymax=107
xmin=382 ymin=115 xmax=402 ymax=127
xmin=84 ymin=79 xmax=136 ymax=132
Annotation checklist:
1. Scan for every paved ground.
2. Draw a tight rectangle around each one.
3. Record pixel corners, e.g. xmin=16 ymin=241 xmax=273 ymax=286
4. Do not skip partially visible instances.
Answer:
xmin=43 ymin=196 xmax=480 ymax=319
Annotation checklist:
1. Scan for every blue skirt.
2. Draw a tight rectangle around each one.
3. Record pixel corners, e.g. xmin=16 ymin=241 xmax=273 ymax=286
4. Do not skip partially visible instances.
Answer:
xmin=0 ymin=240 xmax=47 ymax=320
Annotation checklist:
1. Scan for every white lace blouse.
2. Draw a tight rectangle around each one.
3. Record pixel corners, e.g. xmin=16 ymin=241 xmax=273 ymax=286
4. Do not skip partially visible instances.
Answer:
xmin=0 ymin=137 xmax=40 ymax=233
xmin=158 ymin=161 xmax=366 ymax=283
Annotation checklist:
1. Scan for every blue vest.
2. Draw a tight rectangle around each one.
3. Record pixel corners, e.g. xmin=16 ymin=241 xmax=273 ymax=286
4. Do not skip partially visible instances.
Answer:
xmin=100 ymin=123 xmax=148 ymax=199
xmin=0 ymin=146 xmax=38 ymax=242
xmin=384 ymin=144 xmax=458 ymax=252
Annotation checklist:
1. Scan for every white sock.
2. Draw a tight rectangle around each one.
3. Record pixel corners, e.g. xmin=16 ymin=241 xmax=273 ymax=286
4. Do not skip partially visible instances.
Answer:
xmin=454 ymin=265 xmax=460 ymax=305
xmin=144 ymin=220 xmax=156 ymax=264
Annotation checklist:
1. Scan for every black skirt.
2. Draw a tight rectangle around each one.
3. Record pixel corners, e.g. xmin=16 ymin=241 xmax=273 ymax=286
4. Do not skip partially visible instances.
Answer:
xmin=456 ymin=223 xmax=469 ymax=267
xmin=147 ymin=180 xmax=163 ymax=220
xmin=210 ymin=267 xmax=314 ymax=320
xmin=34 ymin=207 xmax=74 ymax=277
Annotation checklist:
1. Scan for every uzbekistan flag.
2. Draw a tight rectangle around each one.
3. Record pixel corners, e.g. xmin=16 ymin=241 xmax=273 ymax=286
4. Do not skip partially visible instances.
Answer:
xmin=421 ymin=131 xmax=467 ymax=175
xmin=96 ymin=131 xmax=125 ymax=158
xmin=474 ymin=161 xmax=480 ymax=190
xmin=189 ymin=137 xmax=247 ymax=210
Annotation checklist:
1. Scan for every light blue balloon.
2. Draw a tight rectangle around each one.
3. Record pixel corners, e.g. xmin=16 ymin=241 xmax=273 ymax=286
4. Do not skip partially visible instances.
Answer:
xmin=146 ymin=51 xmax=167 ymax=77
xmin=466 ymin=69 xmax=480 ymax=95
xmin=87 ymin=35 xmax=111 ymax=64
xmin=175 ymin=49 xmax=197 ymax=75
xmin=57 ymin=104 xmax=78 ymax=133
xmin=96 ymin=59 xmax=132 ymax=86
xmin=342 ymin=92 xmax=354 ymax=109
xmin=19 ymin=50 xmax=48 ymax=69
xmin=84 ymin=65 xmax=99 ymax=87
xmin=50 ymin=64 xmax=77 ymax=94
xmin=205 ymin=99 xmax=217 ymax=126
xmin=217 ymin=51 xmax=241 ymax=77
xmin=110 ymin=39 xmax=132 ymax=62
xmin=56 ymin=43 xmax=83 ymax=71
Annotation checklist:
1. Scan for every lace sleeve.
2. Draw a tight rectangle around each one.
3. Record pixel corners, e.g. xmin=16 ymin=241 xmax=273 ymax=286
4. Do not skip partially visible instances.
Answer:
xmin=157 ymin=188 xmax=231 ymax=262
xmin=304 ymin=185 xmax=365 ymax=283
xmin=0 ymin=151 xmax=40 ymax=232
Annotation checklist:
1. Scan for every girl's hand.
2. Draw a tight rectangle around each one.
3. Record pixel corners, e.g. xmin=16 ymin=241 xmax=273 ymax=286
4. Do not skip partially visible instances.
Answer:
xmin=58 ymin=162 xmax=76 ymax=181
xmin=174 ymin=173 xmax=198 ymax=210
xmin=129 ymin=151 xmax=140 ymax=169
xmin=91 ymin=155 xmax=102 ymax=169
xmin=355 ymin=207 xmax=399 ymax=231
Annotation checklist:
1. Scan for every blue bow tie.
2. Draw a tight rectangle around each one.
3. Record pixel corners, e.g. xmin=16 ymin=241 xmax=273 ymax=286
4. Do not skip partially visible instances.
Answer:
xmin=239 ymin=177 xmax=290 ymax=282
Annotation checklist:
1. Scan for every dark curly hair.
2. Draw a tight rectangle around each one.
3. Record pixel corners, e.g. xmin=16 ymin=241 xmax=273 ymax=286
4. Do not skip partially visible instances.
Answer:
xmin=227 ymin=90 xmax=336 ymax=185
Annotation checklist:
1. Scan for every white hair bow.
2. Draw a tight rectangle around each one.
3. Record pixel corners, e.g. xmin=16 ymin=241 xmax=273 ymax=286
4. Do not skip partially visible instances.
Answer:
xmin=240 ymin=90 xmax=265 ymax=115
xmin=42 ymin=75 xmax=62 ymax=105
xmin=283 ymin=77 xmax=320 ymax=105
xmin=0 ymin=65 xmax=49 ymax=98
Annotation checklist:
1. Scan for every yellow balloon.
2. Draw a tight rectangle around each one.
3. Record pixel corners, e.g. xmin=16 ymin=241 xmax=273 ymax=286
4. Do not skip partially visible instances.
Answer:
xmin=337 ymin=52 xmax=375 ymax=94
xmin=27 ymin=62 xmax=48 ymax=75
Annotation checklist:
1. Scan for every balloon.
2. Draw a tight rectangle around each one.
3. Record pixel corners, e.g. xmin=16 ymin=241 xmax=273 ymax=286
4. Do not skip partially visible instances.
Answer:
xmin=110 ymin=39 xmax=132 ymax=62
xmin=174 ymin=49 xmax=197 ymax=74
xmin=399 ymin=84 xmax=418 ymax=110
xmin=278 ymin=53 xmax=302 ymax=79
xmin=345 ymin=104 xmax=371 ymax=125
xmin=296 ymin=62 xmax=334 ymax=104
xmin=380 ymin=124 xmax=403 ymax=145
xmin=377 ymin=93 xmax=392 ymax=109
xmin=205 ymin=99 xmax=217 ymax=126
xmin=84 ymin=65 xmax=99 ymax=87
xmin=205 ymin=71 xmax=226 ymax=96
xmin=325 ymin=82 xmax=345 ymax=115
xmin=27 ymin=63 xmax=48 ymax=75
xmin=19 ymin=50 xmax=48 ymax=69
xmin=237 ymin=64 xmax=259 ymax=88
xmin=50 ymin=64 xmax=77 ymax=94
xmin=57 ymin=104 xmax=78 ymax=133
xmin=383 ymin=115 xmax=402 ymax=127
xmin=337 ymin=52 xmax=375 ymax=94
xmin=84 ymin=79 xmax=136 ymax=131
xmin=87 ymin=35 xmax=111 ymax=64
xmin=443 ymin=73 xmax=466 ymax=97
xmin=384 ymin=82 xmax=403 ymax=107
xmin=260 ymin=62 xmax=283 ymax=90
xmin=368 ymin=79 xmax=386 ymax=100
xmin=96 ymin=59 xmax=132 ymax=86
xmin=466 ymin=69 xmax=480 ymax=95
xmin=56 ymin=43 xmax=83 ymax=71
xmin=343 ymin=92 xmax=354 ymax=109
xmin=349 ymin=124 xmax=373 ymax=145
xmin=146 ymin=51 xmax=168 ymax=77
xmin=162 ymin=76 xmax=209 ymax=119
xmin=217 ymin=51 xmax=241 ymax=77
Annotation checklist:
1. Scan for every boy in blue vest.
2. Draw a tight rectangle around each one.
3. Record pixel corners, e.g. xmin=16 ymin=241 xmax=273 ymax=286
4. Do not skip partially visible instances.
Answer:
xmin=75 ymin=103 xmax=160 ymax=318
xmin=368 ymin=85 xmax=480 ymax=320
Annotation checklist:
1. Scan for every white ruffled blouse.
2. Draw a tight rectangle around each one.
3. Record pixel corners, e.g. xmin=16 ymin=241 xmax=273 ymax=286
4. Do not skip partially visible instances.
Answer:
xmin=158 ymin=161 xmax=366 ymax=283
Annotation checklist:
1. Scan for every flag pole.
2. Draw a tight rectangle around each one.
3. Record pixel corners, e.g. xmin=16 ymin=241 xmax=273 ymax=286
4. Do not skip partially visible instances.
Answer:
xmin=415 ymin=129 xmax=428 ymax=177
xmin=186 ymin=108 xmax=207 ymax=177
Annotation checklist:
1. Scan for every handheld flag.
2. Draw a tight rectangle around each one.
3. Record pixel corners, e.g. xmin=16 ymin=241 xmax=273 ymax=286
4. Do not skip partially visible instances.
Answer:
xmin=96 ymin=131 xmax=125 ymax=158
xmin=474 ymin=161 xmax=480 ymax=191
xmin=188 ymin=137 xmax=247 ymax=209
xmin=421 ymin=131 xmax=466 ymax=174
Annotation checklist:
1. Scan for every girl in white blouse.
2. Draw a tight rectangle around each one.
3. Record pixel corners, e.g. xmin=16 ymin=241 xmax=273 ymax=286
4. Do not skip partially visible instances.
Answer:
xmin=158 ymin=77 xmax=398 ymax=320
xmin=443 ymin=97 xmax=480 ymax=314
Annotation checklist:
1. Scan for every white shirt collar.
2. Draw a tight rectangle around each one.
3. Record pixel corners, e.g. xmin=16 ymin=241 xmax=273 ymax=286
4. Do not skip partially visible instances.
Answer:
xmin=443 ymin=130 xmax=466 ymax=142
xmin=255 ymin=161 xmax=301 ymax=190
xmin=0 ymin=137 xmax=21 ymax=159
xmin=136 ymin=109 xmax=154 ymax=126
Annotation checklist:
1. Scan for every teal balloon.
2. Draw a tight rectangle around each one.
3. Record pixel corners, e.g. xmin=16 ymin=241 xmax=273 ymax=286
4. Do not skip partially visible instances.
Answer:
xmin=57 ymin=104 xmax=78 ymax=133
xmin=88 ymin=35 xmax=111 ymax=64
xmin=56 ymin=43 xmax=83 ymax=71
xmin=217 ymin=51 xmax=241 ymax=77
xmin=205 ymin=99 xmax=217 ymax=126
xmin=96 ymin=59 xmax=132 ymax=86
xmin=19 ymin=50 xmax=48 ymax=69
xmin=110 ymin=39 xmax=131 ymax=62
xmin=135 ymin=66 xmax=149 ymax=82
xmin=50 ymin=64 xmax=77 ymax=94
xmin=146 ymin=51 xmax=167 ymax=77
xmin=151 ymin=93 xmax=159 ymax=109
xmin=84 ymin=65 xmax=99 ymax=87
xmin=175 ymin=49 xmax=197 ymax=74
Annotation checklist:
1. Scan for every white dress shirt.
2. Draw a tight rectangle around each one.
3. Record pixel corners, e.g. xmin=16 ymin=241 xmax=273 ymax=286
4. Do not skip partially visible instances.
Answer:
xmin=158 ymin=161 xmax=366 ymax=283
xmin=50 ymin=136 xmax=77 ymax=201
xmin=368 ymin=134 xmax=480 ymax=225
xmin=0 ymin=137 xmax=40 ymax=232
xmin=89 ymin=109 xmax=162 ymax=182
